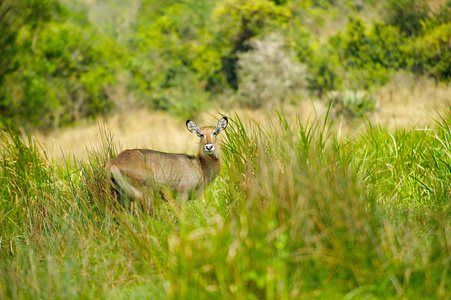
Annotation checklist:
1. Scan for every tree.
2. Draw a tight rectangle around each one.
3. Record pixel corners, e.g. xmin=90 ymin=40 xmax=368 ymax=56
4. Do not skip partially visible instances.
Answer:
xmin=0 ymin=0 xmax=63 ymax=117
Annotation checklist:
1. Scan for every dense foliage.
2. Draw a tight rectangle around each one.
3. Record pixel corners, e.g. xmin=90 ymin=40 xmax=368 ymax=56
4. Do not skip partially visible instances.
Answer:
xmin=1 ymin=0 xmax=451 ymax=128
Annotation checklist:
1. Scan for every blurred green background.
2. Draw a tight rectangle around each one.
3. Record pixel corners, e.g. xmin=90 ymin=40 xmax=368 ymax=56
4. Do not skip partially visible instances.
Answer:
xmin=1 ymin=0 xmax=450 ymax=130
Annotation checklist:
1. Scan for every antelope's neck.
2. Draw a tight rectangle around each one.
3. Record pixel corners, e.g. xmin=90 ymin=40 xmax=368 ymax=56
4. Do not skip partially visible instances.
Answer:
xmin=199 ymin=154 xmax=221 ymax=185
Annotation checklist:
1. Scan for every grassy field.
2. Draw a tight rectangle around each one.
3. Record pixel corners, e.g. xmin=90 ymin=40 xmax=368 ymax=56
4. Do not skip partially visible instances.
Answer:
xmin=1 ymin=104 xmax=451 ymax=299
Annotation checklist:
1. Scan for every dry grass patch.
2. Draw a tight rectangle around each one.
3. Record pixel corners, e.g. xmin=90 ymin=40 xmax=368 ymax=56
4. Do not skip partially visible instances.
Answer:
xmin=371 ymin=72 xmax=451 ymax=128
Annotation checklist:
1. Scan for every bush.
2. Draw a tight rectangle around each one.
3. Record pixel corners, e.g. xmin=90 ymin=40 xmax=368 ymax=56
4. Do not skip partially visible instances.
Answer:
xmin=329 ymin=17 xmax=406 ymax=90
xmin=408 ymin=23 xmax=451 ymax=82
xmin=2 ymin=20 xmax=123 ymax=130
xmin=436 ymin=0 xmax=451 ymax=24
xmin=150 ymin=71 xmax=211 ymax=120
xmin=306 ymin=46 xmax=341 ymax=95
xmin=383 ymin=0 xmax=430 ymax=36
xmin=329 ymin=89 xmax=376 ymax=118
xmin=236 ymin=33 xmax=307 ymax=108
xmin=211 ymin=0 xmax=292 ymax=89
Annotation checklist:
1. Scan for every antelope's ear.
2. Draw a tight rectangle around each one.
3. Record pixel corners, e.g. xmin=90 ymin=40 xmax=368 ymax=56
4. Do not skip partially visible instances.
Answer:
xmin=186 ymin=120 xmax=202 ymax=136
xmin=214 ymin=117 xmax=228 ymax=135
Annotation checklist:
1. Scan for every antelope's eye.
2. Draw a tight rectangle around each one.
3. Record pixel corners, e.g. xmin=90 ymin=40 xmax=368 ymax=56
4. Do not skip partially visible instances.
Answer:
xmin=199 ymin=133 xmax=205 ymax=138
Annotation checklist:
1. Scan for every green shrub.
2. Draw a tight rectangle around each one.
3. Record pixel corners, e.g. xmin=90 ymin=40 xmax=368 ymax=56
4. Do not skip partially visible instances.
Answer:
xmin=383 ymin=0 xmax=430 ymax=36
xmin=329 ymin=89 xmax=376 ymax=118
xmin=151 ymin=74 xmax=211 ymax=120
xmin=329 ymin=17 xmax=406 ymax=89
xmin=2 ymin=20 xmax=123 ymax=130
xmin=127 ymin=1 xmax=217 ymax=117
xmin=408 ymin=23 xmax=451 ymax=82
xmin=436 ymin=0 xmax=451 ymax=24
xmin=306 ymin=45 xmax=341 ymax=95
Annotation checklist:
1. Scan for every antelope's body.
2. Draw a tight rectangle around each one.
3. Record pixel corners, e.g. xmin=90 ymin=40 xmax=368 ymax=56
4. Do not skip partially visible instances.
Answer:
xmin=106 ymin=117 xmax=228 ymax=207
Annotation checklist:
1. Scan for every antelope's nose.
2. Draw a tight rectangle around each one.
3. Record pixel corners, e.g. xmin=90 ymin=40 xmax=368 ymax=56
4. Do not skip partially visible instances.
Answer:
xmin=205 ymin=144 xmax=215 ymax=152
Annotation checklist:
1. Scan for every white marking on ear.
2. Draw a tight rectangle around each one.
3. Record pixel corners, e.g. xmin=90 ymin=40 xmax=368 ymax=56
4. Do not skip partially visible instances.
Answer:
xmin=186 ymin=120 xmax=202 ymax=136
xmin=214 ymin=117 xmax=228 ymax=135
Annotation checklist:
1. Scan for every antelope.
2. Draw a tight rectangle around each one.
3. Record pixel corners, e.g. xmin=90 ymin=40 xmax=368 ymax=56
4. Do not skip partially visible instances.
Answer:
xmin=106 ymin=117 xmax=228 ymax=210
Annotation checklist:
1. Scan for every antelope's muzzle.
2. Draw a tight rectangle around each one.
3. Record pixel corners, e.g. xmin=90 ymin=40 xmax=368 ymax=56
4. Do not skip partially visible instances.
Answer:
xmin=205 ymin=144 xmax=215 ymax=153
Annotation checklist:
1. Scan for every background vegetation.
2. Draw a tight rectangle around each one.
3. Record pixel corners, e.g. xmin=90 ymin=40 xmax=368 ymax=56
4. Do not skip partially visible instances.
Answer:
xmin=1 ymin=0 xmax=451 ymax=298
xmin=1 ymin=0 xmax=450 ymax=130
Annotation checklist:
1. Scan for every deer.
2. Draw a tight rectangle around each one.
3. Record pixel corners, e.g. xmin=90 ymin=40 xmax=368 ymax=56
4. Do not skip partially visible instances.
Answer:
xmin=105 ymin=117 xmax=228 ymax=212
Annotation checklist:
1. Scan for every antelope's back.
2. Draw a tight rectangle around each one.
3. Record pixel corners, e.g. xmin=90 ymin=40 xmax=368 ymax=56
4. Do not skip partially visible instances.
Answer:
xmin=107 ymin=149 xmax=202 ymax=193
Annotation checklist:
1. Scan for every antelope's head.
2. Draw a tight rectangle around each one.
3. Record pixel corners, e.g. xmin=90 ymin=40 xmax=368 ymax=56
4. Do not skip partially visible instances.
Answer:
xmin=186 ymin=117 xmax=228 ymax=159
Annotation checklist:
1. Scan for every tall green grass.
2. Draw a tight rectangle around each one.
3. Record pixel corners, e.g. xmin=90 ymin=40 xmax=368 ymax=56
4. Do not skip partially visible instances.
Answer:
xmin=1 ymin=110 xmax=451 ymax=299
